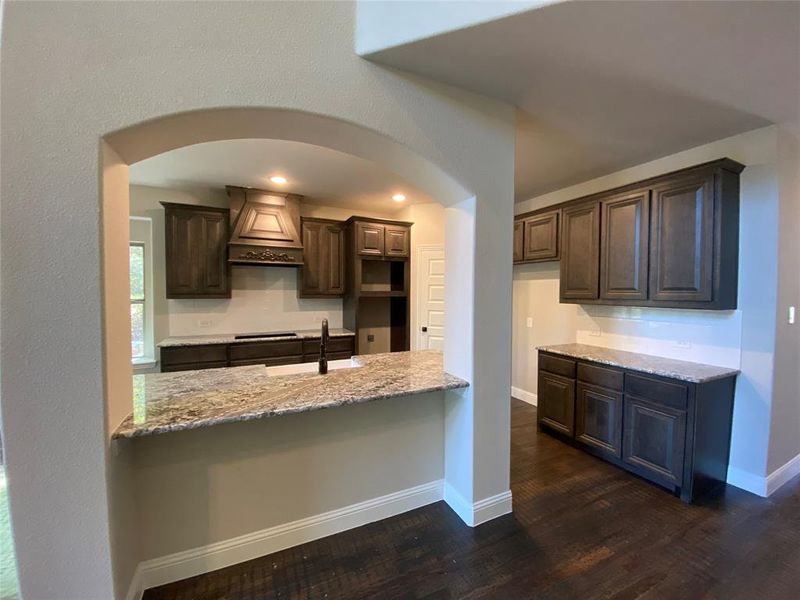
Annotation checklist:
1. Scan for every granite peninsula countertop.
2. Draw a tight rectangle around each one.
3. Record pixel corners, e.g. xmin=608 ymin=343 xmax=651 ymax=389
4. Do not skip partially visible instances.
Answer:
xmin=158 ymin=328 xmax=355 ymax=348
xmin=113 ymin=350 xmax=468 ymax=439
xmin=537 ymin=343 xmax=739 ymax=383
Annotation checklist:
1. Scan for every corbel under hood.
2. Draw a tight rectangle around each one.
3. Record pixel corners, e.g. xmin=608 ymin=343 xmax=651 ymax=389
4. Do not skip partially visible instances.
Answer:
xmin=226 ymin=185 xmax=304 ymax=267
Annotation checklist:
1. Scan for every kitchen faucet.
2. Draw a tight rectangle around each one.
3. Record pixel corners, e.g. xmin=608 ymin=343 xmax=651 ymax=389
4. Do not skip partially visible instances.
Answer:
xmin=319 ymin=318 xmax=329 ymax=374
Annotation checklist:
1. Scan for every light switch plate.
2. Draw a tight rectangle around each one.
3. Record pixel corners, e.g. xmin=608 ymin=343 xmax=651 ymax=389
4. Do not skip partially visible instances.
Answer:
xmin=789 ymin=306 xmax=796 ymax=325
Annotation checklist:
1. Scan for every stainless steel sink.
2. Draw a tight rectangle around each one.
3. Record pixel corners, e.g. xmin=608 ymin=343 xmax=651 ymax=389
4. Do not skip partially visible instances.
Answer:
xmin=265 ymin=358 xmax=361 ymax=376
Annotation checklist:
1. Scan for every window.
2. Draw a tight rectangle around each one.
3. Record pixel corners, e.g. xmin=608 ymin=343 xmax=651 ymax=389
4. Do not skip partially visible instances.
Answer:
xmin=130 ymin=243 xmax=146 ymax=359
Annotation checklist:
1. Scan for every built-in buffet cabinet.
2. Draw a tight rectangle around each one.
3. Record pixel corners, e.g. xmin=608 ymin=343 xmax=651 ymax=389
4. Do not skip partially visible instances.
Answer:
xmin=537 ymin=346 xmax=737 ymax=503
xmin=514 ymin=158 xmax=744 ymax=309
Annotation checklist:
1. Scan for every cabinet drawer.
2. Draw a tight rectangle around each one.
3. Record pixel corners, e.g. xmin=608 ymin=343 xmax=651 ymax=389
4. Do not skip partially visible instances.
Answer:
xmin=161 ymin=344 xmax=228 ymax=366
xmin=578 ymin=362 xmax=623 ymax=391
xmin=229 ymin=340 xmax=304 ymax=361
xmin=301 ymin=337 xmax=355 ymax=355
xmin=539 ymin=353 xmax=576 ymax=378
xmin=625 ymin=373 xmax=688 ymax=410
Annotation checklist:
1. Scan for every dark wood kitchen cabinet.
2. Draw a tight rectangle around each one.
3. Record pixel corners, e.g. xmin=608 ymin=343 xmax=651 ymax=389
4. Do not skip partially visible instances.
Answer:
xmin=513 ymin=209 xmax=559 ymax=264
xmin=160 ymin=335 xmax=355 ymax=372
xmin=559 ymin=200 xmax=600 ymax=301
xmin=537 ymin=349 xmax=737 ymax=503
xmin=648 ymin=172 xmax=715 ymax=303
xmin=299 ymin=218 xmax=346 ymax=297
xmin=515 ymin=158 xmax=743 ymax=309
xmin=537 ymin=369 xmax=576 ymax=437
xmin=162 ymin=202 xmax=230 ymax=299
xmin=600 ymin=189 xmax=650 ymax=301
xmin=352 ymin=219 xmax=411 ymax=258
xmin=513 ymin=220 xmax=524 ymax=262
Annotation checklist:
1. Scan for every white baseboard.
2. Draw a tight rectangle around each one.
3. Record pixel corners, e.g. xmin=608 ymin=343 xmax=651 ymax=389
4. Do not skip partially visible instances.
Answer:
xmin=511 ymin=386 xmax=537 ymax=406
xmin=125 ymin=564 xmax=143 ymax=600
xmin=767 ymin=452 xmax=800 ymax=496
xmin=443 ymin=481 xmax=513 ymax=527
xmin=128 ymin=480 xmax=444 ymax=597
xmin=727 ymin=452 xmax=800 ymax=498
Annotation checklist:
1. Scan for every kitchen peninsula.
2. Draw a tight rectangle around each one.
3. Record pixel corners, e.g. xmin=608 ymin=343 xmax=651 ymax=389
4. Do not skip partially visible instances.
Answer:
xmin=114 ymin=350 xmax=467 ymax=439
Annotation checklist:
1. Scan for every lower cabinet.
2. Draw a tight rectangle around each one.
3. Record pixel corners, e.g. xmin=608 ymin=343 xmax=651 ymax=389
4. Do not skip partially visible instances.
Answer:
xmin=537 ymin=372 xmax=575 ymax=436
xmin=575 ymin=382 xmax=623 ymax=458
xmin=160 ymin=337 xmax=354 ymax=372
xmin=537 ymin=350 xmax=735 ymax=503
xmin=623 ymin=397 xmax=686 ymax=486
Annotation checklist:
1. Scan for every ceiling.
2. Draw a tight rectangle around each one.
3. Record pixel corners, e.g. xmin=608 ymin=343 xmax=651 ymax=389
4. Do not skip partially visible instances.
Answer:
xmin=129 ymin=138 xmax=435 ymax=214
xmin=364 ymin=0 xmax=800 ymax=201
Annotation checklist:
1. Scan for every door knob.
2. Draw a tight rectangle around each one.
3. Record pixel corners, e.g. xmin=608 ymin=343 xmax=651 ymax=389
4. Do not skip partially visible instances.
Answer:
xmin=421 ymin=326 xmax=428 ymax=332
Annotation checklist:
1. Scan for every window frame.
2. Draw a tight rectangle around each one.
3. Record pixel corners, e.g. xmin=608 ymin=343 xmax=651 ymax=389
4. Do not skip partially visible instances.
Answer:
xmin=129 ymin=241 xmax=147 ymax=361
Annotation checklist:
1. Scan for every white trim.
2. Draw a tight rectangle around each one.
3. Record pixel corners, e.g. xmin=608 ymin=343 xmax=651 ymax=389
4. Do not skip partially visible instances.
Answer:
xmin=132 ymin=480 xmax=444 ymax=594
xmin=511 ymin=386 xmax=537 ymax=406
xmin=124 ymin=564 xmax=143 ymax=600
xmin=726 ymin=466 xmax=767 ymax=496
xmin=767 ymin=452 xmax=800 ymax=496
xmin=726 ymin=452 xmax=800 ymax=497
xmin=443 ymin=481 xmax=513 ymax=527
xmin=414 ymin=244 xmax=445 ymax=351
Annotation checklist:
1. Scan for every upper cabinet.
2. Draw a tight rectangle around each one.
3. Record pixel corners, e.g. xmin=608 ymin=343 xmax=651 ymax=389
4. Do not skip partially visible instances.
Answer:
xmin=162 ymin=202 xmax=231 ymax=299
xmin=299 ymin=218 xmax=346 ymax=298
xmin=349 ymin=218 xmax=411 ymax=259
xmin=513 ymin=220 xmax=524 ymax=262
xmin=648 ymin=173 xmax=715 ymax=303
xmin=560 ymin=201 xmax=601 ymax=301
xmin=513 ymin=158 xmax=743 ymax=310
xmin=513 ymin=209 xmax=559 ymax=264
xmin=600 ymin=189 xmax=650 ymax=301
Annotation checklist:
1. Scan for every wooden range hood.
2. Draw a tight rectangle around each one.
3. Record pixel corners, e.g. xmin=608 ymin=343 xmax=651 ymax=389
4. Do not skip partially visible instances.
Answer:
xmin=226 ymin=185 xmax=304 ymax=267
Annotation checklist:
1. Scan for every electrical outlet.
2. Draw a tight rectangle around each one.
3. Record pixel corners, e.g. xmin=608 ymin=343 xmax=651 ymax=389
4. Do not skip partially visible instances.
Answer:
xmin=197 ymin=319 xmax=212 ymax=328
xmin=367 ymin=334 xmax=375 ymax=342
xmin=526 ymin=317 xmax=533 ymax=328
xmin=588 ymin=329 xmax=601 ymax=337
xmin=789 ymin=306 xmax=796 ymax=325
xmin=676 ymin=340 xmax=692 ymax=349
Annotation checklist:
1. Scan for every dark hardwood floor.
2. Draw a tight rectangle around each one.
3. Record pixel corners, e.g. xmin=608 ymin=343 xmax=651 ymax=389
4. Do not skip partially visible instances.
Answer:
xmin=144 ymin=399 xmax=800 ymax=599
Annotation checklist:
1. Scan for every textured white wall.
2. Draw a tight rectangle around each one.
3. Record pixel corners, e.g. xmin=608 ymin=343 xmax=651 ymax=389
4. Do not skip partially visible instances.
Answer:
xmin=0 ymin=2 xmax=515 ymax=598
xmin=513 ymin=126 xmax=783 ymax=490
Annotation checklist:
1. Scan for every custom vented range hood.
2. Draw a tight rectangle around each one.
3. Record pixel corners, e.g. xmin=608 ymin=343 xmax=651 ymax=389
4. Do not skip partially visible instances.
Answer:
xmin=226 ymin=185 xmax=304 ymax=267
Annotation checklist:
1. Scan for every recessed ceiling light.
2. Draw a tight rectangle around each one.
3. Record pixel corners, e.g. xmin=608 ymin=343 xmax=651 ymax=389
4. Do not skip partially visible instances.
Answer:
xmin=269 ymin=176 xmax=288 ymax=185
xmin=392 ymin=194 xmax=406 ymax=202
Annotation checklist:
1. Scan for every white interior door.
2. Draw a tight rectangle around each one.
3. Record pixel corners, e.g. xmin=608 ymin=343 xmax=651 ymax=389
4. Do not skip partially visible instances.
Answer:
xmin=416 ymin=246 xmax=445 ymax=350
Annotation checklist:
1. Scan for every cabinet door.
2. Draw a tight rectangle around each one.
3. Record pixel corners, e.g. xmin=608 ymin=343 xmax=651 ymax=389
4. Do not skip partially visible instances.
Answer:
xmin=600 ymin=190 xmax=649 ymax=301
xmin=513 ymin=220 xmax=524 ymax=263
xmin=649 ymin=174 xmax=714 ymax=302
xmin=537 ymin=371 xmax=575 ymax=436
xmin=199 ymin=211 xmax=230 ymax=296
xmin=385 ymin=226 xmax=410 ymax=257
xmin=325 ymin=223 xmax=346 ymax=294
xmin=576 ymin=382 xmax=622 ymax=458
xmin=165 ymin=209 xmax=200 ymax=296
xmin=164 ymin=205 xmax=231 ymax=299
xmin=300 ymin=220 xmax=345 ymax=296
xmin=356 ymin=222 xmax=385 ymax=256
xmin=523 ymin=211 xmax=559 ymax=261
xmin=623 ymin=396 xmax=686 ymax=487
xmin=560 ymin=201 xmax=600 ymax=300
